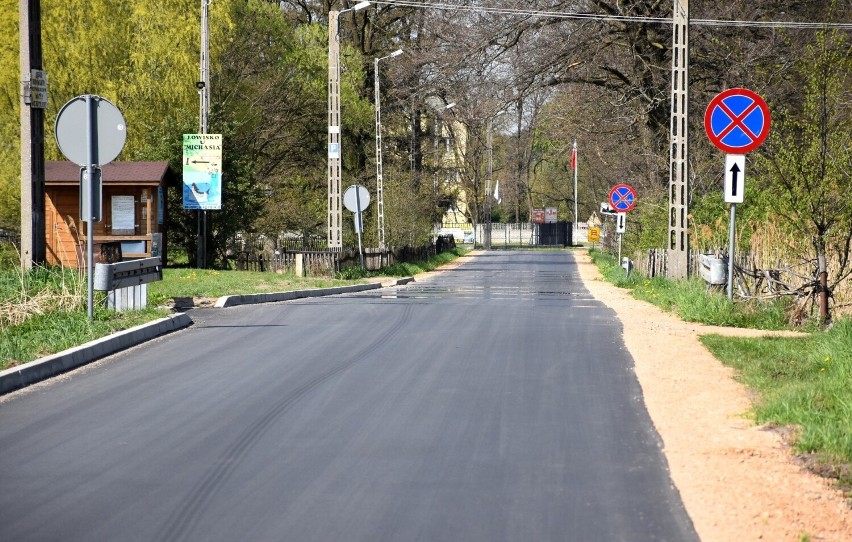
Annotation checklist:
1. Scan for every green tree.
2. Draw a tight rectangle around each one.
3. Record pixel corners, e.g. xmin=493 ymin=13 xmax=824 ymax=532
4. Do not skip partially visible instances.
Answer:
xmin=0 ymin=1 xmax=21 ymax=230
xmin=171 ymin=2 xmax=373 ymax=264
xmin=756 ymin=30 xmax=852 ymax=321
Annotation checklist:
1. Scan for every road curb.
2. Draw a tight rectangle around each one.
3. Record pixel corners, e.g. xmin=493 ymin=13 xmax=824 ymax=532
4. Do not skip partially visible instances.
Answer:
xmin=0 ymin=313 xmax=193 ymax=396
xmin=214 ymin=282 xmax=385 ymax=308
xmin=1 ymin=279 xmax=416 ymax=395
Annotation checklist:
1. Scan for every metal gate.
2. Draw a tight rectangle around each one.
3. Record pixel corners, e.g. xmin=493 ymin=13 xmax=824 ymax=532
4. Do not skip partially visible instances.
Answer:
xmin=533 ymin=222 xmax=573 ymax=247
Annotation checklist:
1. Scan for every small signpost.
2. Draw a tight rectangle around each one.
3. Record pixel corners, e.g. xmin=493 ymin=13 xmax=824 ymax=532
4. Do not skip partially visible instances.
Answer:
xmin=588 ymin=227 xmax=600 ymax=244
xmin=343 ymin=185 xmax=370 ymax=268
xmin=608 ymin=183 xmax=637 ymax=264
xmin=55 ymin=95 xmax=127 ymax=320
xmin=27 ymin=69 xmax=48 ymax=109
xmin=724 ymin=154 xmax=746 ymax=204
xmin=615 ymin=212 xmax=626 ymax=234
xmin=704 ymin=88 xmax=771 ymax=299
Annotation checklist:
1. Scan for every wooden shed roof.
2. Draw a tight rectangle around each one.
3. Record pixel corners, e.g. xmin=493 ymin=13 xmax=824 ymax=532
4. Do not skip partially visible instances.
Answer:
xmin=45 ymin=161 xmax=176 ymax=185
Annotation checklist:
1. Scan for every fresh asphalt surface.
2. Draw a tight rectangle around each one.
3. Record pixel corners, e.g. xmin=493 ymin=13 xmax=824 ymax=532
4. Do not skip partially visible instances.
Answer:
xmin=0 ymin=250 xmax=697 ymax=541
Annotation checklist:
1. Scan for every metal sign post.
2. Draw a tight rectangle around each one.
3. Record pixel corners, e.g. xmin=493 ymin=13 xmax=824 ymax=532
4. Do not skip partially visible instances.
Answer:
xmin=85 ymin=96 xmax=96 ymax=319
xmin=343 ymin=185 xmax=371 ymax=268
xmin=609 ymin=185 xmax=636 ymax=270
xmin=616 ymin=212 xmax=626 ymax=263
xmin=55 ymin=95 xmax=126 ymax=320
xmin=705 ymin=88 xmax=769 ymax=300
xmin=727 ymin=203 xmax=737 ymax=299
xmin=724 ymin=154 xmax=745 ymax=299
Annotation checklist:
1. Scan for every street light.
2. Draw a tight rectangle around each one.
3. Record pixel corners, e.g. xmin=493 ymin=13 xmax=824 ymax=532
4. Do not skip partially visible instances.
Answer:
xmin=345 ymin=0 xmax=371 ymax=12
xmin=328 ymin=1 xmax=370 ymax=248
xmin=375 ymin=48 xmax=403 ymax=250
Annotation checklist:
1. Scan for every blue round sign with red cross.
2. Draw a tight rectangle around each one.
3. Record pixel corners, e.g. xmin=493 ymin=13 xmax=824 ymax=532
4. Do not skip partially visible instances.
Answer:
xmin=609 ymin=183 xmax=637 ymax=212
xmin=704 ymin=88 xmax=771 ymax=154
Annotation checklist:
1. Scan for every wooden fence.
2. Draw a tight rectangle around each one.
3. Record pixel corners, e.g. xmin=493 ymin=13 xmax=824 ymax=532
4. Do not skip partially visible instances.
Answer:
xmin=232 ymin=238 xmax=450 ymax=276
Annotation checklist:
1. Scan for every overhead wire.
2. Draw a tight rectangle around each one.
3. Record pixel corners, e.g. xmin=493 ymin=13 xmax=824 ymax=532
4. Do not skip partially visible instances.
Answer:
xmin=370 ymin=0 xmax=852 ymax=30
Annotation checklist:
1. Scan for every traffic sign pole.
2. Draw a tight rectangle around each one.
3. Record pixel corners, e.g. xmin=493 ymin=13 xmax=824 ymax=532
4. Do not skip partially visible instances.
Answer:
xmin=705 ymin=88 xmax=770 ymax=300
xmin=616 ymin=212 xmax=626 ymax=264
xmin=355 ymin=189 xmax=364 ymax=268
xmin=728 ymin=204 xmax=736 ymax=300
xmin=85 ymin=95 xmax=95 ymax=320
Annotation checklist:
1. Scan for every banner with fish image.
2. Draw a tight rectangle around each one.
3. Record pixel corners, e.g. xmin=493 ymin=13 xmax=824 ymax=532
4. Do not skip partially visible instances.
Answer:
xmin=182 ymin=133 xmax=223 ymax=210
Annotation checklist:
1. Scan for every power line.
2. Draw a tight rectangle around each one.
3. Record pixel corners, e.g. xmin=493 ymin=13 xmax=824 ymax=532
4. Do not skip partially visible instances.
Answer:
xmin=372 ymin=0 xmax=852 ymax=30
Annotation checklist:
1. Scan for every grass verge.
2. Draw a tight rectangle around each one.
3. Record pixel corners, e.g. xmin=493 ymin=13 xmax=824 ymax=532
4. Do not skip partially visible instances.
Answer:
xmin=701 ymin=322 xmax=852 ymax=489
xmin=589 ymin=248 xmax=791 ymax=329
xmin=147 ymin=269 xmax=366 ymax=306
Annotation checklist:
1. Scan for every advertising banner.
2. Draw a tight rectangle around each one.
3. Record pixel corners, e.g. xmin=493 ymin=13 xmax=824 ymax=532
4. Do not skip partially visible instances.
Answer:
xmin=182 ymin=134 xmax=222 ymax=210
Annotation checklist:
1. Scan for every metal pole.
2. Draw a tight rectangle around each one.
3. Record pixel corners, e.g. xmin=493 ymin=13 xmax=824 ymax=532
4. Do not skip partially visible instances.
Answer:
xmin=727 ymin=203 xmax=736 ymax=300
xmin=618 ymin=232 xmax=623 ymax=268
xmin=355 ymin=189 xmax=364 ymax=268
xmin=486 ymin=117 xmax=493 ymax=249
xmin=85 ymin=95 xmax=95 ymax=320
xmin=573 ymin=139 xmax=578 ymax=227
xmin=197 ymin=0 xmax=210 ymax=268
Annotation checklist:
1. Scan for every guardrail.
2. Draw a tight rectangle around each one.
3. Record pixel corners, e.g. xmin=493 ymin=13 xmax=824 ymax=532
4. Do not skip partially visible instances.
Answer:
xmin=93 ymin=257 xmax=162 ymax=310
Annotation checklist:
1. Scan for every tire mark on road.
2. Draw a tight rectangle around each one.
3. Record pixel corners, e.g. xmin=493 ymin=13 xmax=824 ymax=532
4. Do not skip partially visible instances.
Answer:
xmin=156 ymin=304 xmax=412 ymax=542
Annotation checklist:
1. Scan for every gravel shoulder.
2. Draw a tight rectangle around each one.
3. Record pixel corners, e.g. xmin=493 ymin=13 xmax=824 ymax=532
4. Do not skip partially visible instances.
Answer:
xmin=573 ymin=251 xmax=852 ymax=542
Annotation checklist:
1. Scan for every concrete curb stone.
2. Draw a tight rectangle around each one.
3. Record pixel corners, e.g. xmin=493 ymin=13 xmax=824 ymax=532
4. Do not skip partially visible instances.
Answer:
xmin=0 ymin=313 xmax=193 ymax=396
xmin=0 ymin=277 xmax=415 ymax=395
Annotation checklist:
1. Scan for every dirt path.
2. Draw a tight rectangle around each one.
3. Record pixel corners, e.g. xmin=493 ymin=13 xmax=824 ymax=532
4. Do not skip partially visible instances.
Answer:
xmin=573 ymin=251 xmax=851 ymax=541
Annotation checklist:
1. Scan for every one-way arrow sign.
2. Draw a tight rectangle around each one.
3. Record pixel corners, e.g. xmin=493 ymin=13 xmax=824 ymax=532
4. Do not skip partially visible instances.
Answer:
xmin=724 ymin=154 xmax=745 ymax=204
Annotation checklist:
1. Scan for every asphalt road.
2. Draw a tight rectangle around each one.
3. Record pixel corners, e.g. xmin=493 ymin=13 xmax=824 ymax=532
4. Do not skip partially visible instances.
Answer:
xmin=0 ymin=250 xmax=697 ymax=542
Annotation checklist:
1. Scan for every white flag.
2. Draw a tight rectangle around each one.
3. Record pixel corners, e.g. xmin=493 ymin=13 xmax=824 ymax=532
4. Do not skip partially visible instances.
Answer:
xmin=493 ymin=180 xmax=501 ymax=203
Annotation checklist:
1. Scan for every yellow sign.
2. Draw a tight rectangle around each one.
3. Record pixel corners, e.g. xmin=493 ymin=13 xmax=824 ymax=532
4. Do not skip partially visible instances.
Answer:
xmin=588 ymin=227 xmax=601 ymax=243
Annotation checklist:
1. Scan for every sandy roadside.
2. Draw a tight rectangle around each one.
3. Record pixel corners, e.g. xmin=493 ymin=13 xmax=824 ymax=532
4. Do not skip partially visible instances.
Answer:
xmin=572 ymin=250 xmax=851 ymax=542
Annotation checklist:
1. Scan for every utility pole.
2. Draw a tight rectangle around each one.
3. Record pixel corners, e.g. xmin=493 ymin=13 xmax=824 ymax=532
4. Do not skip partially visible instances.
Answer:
xmin=196 ymin=0 xmax=210 ymax=268
xmin=667 ymin=0 xmax=689 ymax=278
xmin=328 ymin=2 xmax=369 ymax=249
xmin=374 ymin=49 xmax=402 ymax=251
xmin=328 ymin=10 xmax=343 ymax=249
xmin=19 ymin=0 xmax=46 ymax=269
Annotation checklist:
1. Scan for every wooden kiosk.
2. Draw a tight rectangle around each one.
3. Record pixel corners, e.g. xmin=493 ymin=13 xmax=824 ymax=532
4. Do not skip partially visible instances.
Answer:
xmin=44 ymin=161 xmax=175 ymax=268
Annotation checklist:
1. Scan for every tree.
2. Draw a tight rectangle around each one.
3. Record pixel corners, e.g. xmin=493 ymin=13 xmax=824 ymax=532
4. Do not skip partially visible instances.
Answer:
xmin=0 ymin=0 xmax=223 ymax=233
xmin=175 ymin=2 xmax=373 ymax=263
xmin=756 ymin=30 xmax=852 ymax=322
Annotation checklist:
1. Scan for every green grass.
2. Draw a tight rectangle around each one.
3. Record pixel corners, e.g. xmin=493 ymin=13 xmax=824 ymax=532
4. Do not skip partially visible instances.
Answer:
xmin=701 ymin=320 xmax=852 ymax=483
xmin=147 ymin=268 xmax=364 ymax=306
xmin=589 ymin=248 xmax=790 ymax=330
xmin=0 ymin=307 xmax=169 ymax=368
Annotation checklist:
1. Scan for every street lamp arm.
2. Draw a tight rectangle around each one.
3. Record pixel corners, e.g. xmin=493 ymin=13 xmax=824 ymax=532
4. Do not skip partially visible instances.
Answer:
xmin=339 ymin=1 xmax=370 ymax=16
xmin=379 ymin=49 xmax=403 ymax=62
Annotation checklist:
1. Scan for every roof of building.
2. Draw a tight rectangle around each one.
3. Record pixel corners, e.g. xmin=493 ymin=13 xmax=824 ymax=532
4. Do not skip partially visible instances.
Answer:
xmin=45 ymin=161 xmax=176 ymax=185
